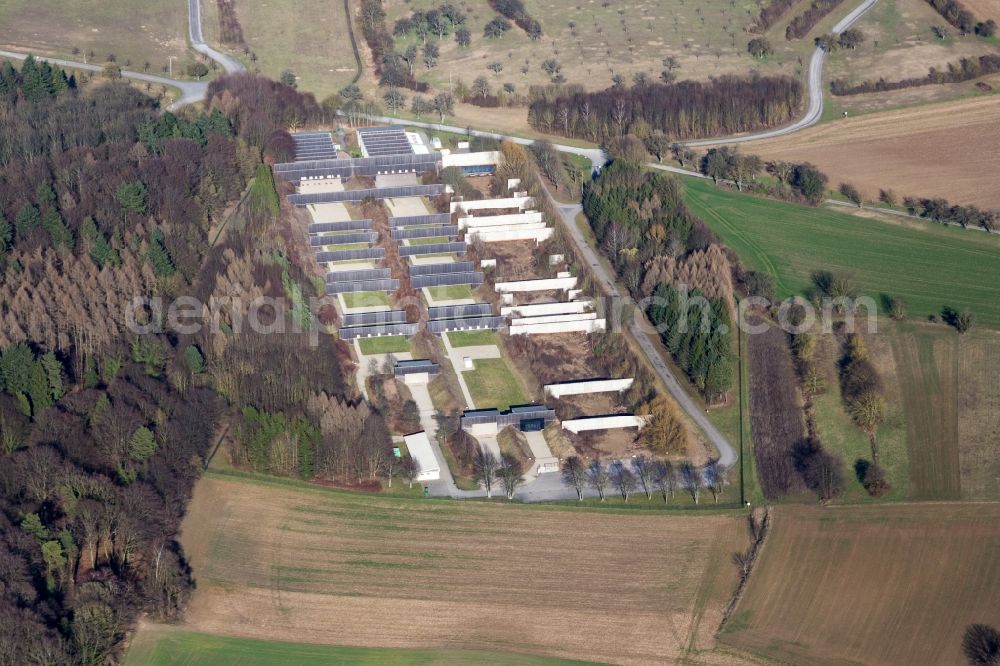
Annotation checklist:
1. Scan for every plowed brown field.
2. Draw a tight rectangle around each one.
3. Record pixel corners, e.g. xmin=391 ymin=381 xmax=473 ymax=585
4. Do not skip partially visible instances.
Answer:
xmin=177 ymin=473 xmax=748 ymax=665
xmin=741 ymin=96 xmax=1000 ymax=208
xmin=720 ymin=503 xmax=1000 ymax=665
xmin=963 ymin=0 xmax=1000 ymax=21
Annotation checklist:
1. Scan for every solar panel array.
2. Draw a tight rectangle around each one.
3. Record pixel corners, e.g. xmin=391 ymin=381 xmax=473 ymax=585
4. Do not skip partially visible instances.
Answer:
xmin=291 ymin=132 xmax=339 ymax=161
xmin=357 ymin=126 xmax=414 ymax=157
xmin=310 ymin=231 xmax=378 ymax=246
xmin=308 ymin=219 xmax=372 ymax=234
xmin=289 ymin=185 xmax=447 ymax=206
xmin=399 ymin=241 xmax=466 ymax=256
xmin=326 ymin=279 xmax=399 ymax=294
xmin=428 ymin=303 xmax=493 ymax=320
xmin=315 ymin=247 xmax=385 ymax=262
xmin=342 ymin=310 xmax=408 ymax=327
xmin=461 ymin=405 xmax=556 ymax=428
xmin=275 ymin=154 xmax=440 ymax=184
xmin=391 ymin=225 xmax=457 ymax=240
xmin=411 ymin=272 xmax=484 ymax=289
xmin=326 ymin=268 xmax=390 ymax=283
xmin=428 ymin=316 xmax=505 ymax=333
xmin=394 ymin=359 xmax=440 ymax=376
xmin=340 ymin=323 xmax=420 ymax=340
xmin=389 ymin=213 xmax=452 ymax=227
xmin=411 ymin=261 xmax=475 ymax=276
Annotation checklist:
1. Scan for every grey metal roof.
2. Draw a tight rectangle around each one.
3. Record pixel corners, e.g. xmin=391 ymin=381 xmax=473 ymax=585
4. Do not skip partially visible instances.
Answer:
xmin=428 ymin=303 xmax=493 ymax=320
xmin=389 ymin=213 xmax=452 ymax=227
xmin=343 ymin=310 xmax=408 ymax=327
xmin=289 ymin=185 xmax=447 ymax=206
xmin=411 ymin=261 xmax=475 ymax=276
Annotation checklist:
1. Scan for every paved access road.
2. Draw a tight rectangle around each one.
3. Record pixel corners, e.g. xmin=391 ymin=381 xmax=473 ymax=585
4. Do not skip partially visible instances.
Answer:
xmin=684 ymin=0 xmax=880 ymax=147
xmin=187 ymin=0 xmax=246 ymax=74
xmin=545 ymin=195 xmax=738 ymax=468
xmin=0 ymin=49 xmax=208 ymax=111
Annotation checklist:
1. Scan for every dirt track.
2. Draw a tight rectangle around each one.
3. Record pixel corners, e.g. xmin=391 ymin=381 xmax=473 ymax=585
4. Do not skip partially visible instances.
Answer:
xmin=741 ymin=96 xmax=1000 ymax=208
xmin=178 ymin=475 xmax=747 ymax=665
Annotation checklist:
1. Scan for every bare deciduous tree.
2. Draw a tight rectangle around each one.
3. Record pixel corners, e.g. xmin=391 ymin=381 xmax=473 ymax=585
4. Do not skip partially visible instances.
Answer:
xmin=587 ymin=458 xmax=609 ymax=501
xmin=497 ymin=454 xmax=523 ymax=499
xmin=473 ymin=445 xmax=499 ymax=498
xmin=632 ymin=455 xmax=654 ymax=499
xmin=561 ymin=455 xmax=587 ymax=500
xmin=679 ymin=460 xmax=700 ymax=504
xmin=611 ymin=461 xmax=637 ymax=502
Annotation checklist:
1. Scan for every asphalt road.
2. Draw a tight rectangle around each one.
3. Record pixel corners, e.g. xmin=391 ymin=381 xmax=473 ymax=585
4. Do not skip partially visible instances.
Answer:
xmin=187 ymin=0 xmax=246 ymax=74
xmin=544 ymin=194 xmax=738 ymax=468
xmin=684 ymin=0 xmax=880 ymax=147
xmin=0 ymin=49 xmax=208 ymax=110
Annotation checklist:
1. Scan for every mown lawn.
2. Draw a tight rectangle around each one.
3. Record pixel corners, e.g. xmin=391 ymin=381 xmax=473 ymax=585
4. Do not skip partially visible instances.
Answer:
xmin=427 ymin=284 xmax=473 ymax=301
xmin=684 ymin=177 xmax=1000 ymax=328
xmin=446 ymin=329 xmax=497 ymax=348
xmin=463 ymin=358 xmax=528 ymax=410
xmin=125 ymin=627 xmax=597 ymax=665
xmin=357 ymin=335 xmax=410 ymax=355
xmin=343 ymin=291 xmax=390 ymax=309
xmin=407 ymin=236 xmax=450 ymax=245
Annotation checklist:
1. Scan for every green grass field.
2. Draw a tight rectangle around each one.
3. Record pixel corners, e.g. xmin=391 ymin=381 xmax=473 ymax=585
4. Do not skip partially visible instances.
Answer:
xmin=126 ymin=627 xmax=598 ymax=665
xmin=199 ymin=0 xmax=358 ymax=100
xmin=407 ymin=236 xmax=451 ymax=245
xmin=343 ymin=291 xmax=391 ymax=309
xmin=446 ymin=329 xmax=497 ymax=347
xmin=684 ymin=177 xmax=1000 ymax=328
xmin=427 ymin=284 xmax=474 ymax=301
xmin=0 ymin=0 xmax=196 ymax=77
xmin=464 ymin=358 xmax=529 ymax=410
xmin=322 ymin=242 xmax=369 ymax=251
xmin=357 ymin=335 xmax=410 ymax=355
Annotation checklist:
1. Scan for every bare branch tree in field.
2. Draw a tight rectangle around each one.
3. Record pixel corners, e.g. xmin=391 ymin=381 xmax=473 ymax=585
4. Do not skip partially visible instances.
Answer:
xmin=703 ymin=459 xmax=726 ymax=503
xmin=561 ymin=455 xmax=587 ymax=500
xmin=497 ymin=454 xmax=523 ymax=500
xmin=611 ymin=461 xmax=637 ymax=502
xmin=679 ymin=460 xmax=700 ymax=504
xmin=473 ymin=445 xmax=500 ymax=498
xmin=653 ymin=460 xmax=675 ymax=503
xmin=587 ymin=458 xmax=609 ymax=501
xmin=632 ymin=455 xmax=654 ymax=499
xmin=400 ymin=455 xmax=419 ymax=488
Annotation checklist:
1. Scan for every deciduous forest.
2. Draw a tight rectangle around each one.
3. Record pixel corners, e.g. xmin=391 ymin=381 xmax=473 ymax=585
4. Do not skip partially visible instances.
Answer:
xmin=0 ymin=65 xmax=387 ymax=662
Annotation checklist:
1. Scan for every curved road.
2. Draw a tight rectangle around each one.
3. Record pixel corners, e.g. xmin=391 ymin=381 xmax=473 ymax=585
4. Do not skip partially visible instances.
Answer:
xmin=357 ymin=0 xmax=880 ymax=159
xmin=685 ymin=0 xmax=879 ymax=147
xmin=187 ymin=0 xmax=246 ymax=74
xmin=0 ymin=0 xmax=245 ymax=111
xmin=0 ymin=49 xmax=209 ymax=110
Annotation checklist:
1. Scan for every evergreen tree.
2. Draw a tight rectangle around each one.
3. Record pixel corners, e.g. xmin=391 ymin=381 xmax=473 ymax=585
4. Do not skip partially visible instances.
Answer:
xmin=20 ymin=55 xmax=54 ymax=102
xmin=26 ymin=359 xmax=53 ymax=416
xmin=42 ymin=209 xmax=73 ymax=249
xmin=80 ymin=217 xmax=119 ymax=267
xmin=0 ymin=342 xmax=35 ymax=397
xmin=115 ymin=181 xmax=148 ymax=225
xmin=129 ymin=427 xmax=157 ymax=462
xmin=35 ymin=182 xmax=56 ymax=206
xmin=0 ymin=61 xmax=19 ymax=96
xmin=183 ymin=345 xmax=205 ymax=374
xmin=147 ymin=229 xmax=175 ymax=277
xmin=39 ymin=352 xmax=64 ymax=402
xmin=0 ymin=214 xmax=11 ymax=259
xmin=15 ymin=204 xmax=41 ymax=236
